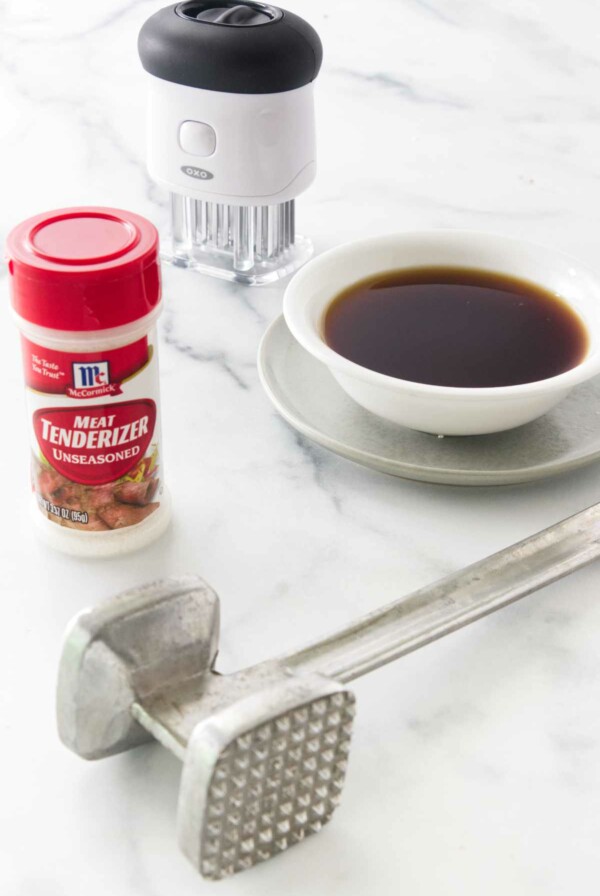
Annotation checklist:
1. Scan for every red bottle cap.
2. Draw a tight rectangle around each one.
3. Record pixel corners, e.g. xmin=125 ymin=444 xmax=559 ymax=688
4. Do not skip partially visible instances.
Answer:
xmin=6 ymin=207 xmax=161 ymax=332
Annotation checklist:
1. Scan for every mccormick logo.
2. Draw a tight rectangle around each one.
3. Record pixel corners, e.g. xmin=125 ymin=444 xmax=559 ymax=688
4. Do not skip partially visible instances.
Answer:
xmin=73 ymin=361 xmax=109 ymax=389
xmin=68 ymin=361 xmax=122 ymax=399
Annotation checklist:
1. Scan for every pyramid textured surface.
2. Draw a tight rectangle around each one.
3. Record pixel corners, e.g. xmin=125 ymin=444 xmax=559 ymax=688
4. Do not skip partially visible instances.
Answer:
xmin=200 ymin=690 xmax=356 ymax=879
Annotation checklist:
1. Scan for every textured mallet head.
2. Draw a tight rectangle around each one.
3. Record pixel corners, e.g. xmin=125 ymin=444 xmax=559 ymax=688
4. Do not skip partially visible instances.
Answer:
xmin=203 ymin=692 xmax=355 ymax=879
xmin=178 ymin=679 xmax=356 ymax=880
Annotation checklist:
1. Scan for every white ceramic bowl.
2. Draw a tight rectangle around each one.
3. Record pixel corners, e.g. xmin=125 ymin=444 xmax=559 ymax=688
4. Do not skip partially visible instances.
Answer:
xmin=283 ymin=231 xmax=600 ymax=436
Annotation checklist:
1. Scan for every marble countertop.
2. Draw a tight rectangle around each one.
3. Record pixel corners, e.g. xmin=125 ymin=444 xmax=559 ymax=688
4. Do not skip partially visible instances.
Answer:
xmin=1 ymin=1 xmax=600 ymax=893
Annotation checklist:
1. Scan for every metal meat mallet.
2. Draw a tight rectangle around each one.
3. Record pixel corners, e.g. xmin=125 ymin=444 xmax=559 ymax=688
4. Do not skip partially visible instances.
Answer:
xmin=57 ymin=502 xmax=600 ymax=880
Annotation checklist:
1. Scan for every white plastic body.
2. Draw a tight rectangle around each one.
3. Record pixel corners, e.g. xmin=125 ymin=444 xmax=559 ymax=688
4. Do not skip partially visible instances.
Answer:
xmin=146 ymin=76 xmax=316 ymax=206
xmin=283 ymin=231 xmax=600 ymax=436
xmin=15 ymin=307 xmax=171 ymax=557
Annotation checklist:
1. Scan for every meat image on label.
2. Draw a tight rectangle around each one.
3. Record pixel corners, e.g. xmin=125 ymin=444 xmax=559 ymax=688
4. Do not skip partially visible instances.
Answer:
xmin=32 ymin=446 xmax=161 ymax=531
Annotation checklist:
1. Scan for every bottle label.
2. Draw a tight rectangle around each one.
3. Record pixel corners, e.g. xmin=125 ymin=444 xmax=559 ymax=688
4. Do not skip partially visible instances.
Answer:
xmin=22 ymin=330 xmax=164 ymax=533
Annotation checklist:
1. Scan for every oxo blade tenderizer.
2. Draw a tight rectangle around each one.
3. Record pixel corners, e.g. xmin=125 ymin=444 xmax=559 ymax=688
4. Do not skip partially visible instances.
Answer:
xmin=138 ymin=2 xmax=323 ymax=285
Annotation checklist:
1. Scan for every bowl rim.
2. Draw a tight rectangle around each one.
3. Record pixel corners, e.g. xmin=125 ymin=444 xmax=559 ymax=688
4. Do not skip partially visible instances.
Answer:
xmin=283 ymin=229 xmax=600 ymax=401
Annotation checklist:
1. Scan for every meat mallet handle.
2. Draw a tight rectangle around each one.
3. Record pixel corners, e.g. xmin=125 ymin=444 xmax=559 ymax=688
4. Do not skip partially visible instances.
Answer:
xmin=284 ymin=502 xmax=600 ymax=683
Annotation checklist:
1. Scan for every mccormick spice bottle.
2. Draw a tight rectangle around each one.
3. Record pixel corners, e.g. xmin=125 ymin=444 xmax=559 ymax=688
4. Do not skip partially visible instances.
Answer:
xmin=6 ymin=207 xmax=170 ymax=556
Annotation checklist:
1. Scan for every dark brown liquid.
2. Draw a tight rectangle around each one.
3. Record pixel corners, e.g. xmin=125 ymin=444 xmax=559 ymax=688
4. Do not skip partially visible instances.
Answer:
xmin=324 ymin=267 xmax=588 ymax=388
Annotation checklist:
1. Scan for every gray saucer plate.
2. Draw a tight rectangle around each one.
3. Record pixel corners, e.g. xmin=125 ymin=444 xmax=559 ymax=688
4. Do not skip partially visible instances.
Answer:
xmin=258 ymin=315 xmax=600 ymax=486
